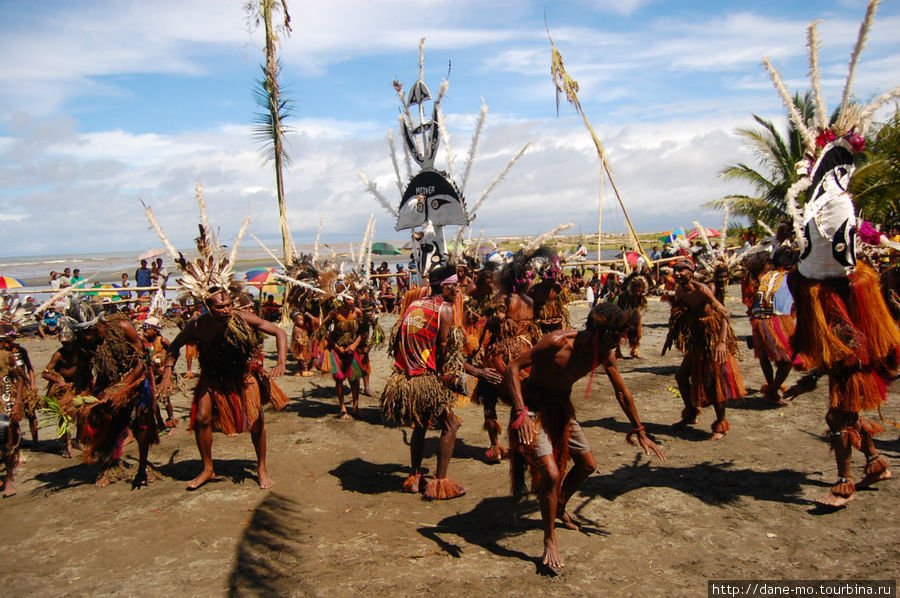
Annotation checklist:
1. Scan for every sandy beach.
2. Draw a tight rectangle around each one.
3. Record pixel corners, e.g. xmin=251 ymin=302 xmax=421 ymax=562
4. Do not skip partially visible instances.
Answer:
xmin=1 ymin=293 xmax=898 ymax=597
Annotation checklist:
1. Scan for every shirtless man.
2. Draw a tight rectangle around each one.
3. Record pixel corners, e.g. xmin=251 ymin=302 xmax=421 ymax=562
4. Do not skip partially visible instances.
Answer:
xmin=157 ymin=289 xmax=288 ymax=489
xmin=663 ymin=259 xmax=745 ymax=439
xmin=506 ymin=302 xmax=666 ymax=568
xmin=41 ymin=327 xmax=84 ymax=457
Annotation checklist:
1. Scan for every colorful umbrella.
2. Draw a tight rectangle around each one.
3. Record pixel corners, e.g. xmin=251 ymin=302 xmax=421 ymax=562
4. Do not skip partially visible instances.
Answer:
xmin=243 ymin=268 xmax=283 ymax=296
xmin=625 ymin=252 xmax=640 ymax=266
xmin=688 ymin=226 xmax=721 ymax=240
xmin=371 ymin=242 xmax=403 ymax=255
xmin=244 ymin=267 xmax=279 ymax=282
xmin=658 ymin=228 xmax=685 ymax=243
xmin=86 ymin=283 xmax=120 ymax=297
xmin=0 ymin=276 xmax=25 ymax=289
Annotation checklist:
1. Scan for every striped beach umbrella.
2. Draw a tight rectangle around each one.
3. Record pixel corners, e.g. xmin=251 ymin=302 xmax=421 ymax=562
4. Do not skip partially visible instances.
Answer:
xmin=0 ymin=276 xmax=25 ymax=289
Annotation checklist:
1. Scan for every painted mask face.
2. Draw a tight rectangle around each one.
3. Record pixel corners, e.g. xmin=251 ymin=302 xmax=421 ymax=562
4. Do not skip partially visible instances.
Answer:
xmin=798 ymin=139 xmax=857 ymax=280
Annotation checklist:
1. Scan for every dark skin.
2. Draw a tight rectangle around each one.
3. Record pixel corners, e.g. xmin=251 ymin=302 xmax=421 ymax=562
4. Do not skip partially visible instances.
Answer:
xmin=79 ymin=318 xmax=153 ymax=487
xmin=1 ymin=339 xmax=28 ymax=497
xmin=480 ymin=286 xmax=534 ymax=452
xmin=407 ymin=282 xmax=501 ymax=483
xmin=142 ymin=327 xmax=176 ymax=424
xmin=506 ymin=322 xmax=666 ymax=568
xmin=41 ymin=341 xmax=79 ymax=457
xmin=665 ymin=265 xmax=730 ymax=439
xmin=157 ymin=292 xmax=287 ymax=490
xmin=320 ymin=298 xmax=363 ymax=419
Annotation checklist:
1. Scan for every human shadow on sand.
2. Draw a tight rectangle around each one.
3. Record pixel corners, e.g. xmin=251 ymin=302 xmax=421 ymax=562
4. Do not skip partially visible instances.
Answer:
xmin=578 ymin=455 xmax=811 ymax=507
xmin=30 ymin=459 xmax=127 ymax=495
xmin=281 ymin=388 xmax=387 ymax=426
xmin=329 ymin=457 xmax=415 ymax=494
xmin=581 ymin=415 xmax=711 ymax=443
xmin=155 ymin=449 xmax=261 ymax=487
xmin=228 ymin=492 xmax=315 ymax=598
xmin=416 ymin=496 xmax=568 ymax=576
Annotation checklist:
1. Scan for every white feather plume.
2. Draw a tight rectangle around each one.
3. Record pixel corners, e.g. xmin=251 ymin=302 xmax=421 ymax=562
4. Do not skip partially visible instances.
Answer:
xmin=460 ymin=100 xmax=488 ymax=196
xmin=359 ymin=172 xmax=399 ymax=218
xmin=468 ymin=142 xmax=532 ymax=218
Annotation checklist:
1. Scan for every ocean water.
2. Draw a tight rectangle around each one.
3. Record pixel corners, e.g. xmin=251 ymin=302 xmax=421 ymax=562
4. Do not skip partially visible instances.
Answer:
xmin=0 ymin=241 xmax=624 ymax=299
xmin=0 ymin=243 xmax=411 ymax=297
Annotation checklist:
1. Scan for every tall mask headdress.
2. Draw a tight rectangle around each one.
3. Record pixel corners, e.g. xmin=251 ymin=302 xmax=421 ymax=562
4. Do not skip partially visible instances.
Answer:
xmin=763 ymin=0 xmax=899 ymax=280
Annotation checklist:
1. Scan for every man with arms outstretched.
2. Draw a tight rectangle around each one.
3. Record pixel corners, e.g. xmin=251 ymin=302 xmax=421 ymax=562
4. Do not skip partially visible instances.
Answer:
xmin=506 ymin=302 xmax=666 ymax=568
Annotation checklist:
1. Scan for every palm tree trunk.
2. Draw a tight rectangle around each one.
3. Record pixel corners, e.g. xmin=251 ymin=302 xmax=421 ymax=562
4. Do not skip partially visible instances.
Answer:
xmin=262 ymin=0 xmax=295 ymax=265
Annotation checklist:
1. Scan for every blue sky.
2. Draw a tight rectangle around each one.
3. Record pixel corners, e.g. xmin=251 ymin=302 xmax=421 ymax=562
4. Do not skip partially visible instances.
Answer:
xmin=0 ymin=0 xmax=898 ymax=256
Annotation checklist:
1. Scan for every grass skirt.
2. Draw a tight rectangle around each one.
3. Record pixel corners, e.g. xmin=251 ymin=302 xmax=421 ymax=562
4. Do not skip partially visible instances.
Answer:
xmin=78 ymin=377 xmax=158 ymax=465
xmin=789 ymin=263 xmax=900 ymax=412
xmin=750 ymin=315 xmax=795 ymax=364
xmin=191 ymin=366 xmax=288 ymax=435
xmin=670 ymin=307 xmax=746 ymax=407
xmin=329 ymin=350 xmax=363 ymax=382
xmin=380 ymin=368 xmax=452 ymax=428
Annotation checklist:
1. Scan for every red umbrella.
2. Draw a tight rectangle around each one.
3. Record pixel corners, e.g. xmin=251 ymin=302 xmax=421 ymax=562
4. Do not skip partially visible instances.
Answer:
xmin=0 ymin=275 xmax=24 ymax=289
xmin=688 ymin=226 xmax=720 ymax=240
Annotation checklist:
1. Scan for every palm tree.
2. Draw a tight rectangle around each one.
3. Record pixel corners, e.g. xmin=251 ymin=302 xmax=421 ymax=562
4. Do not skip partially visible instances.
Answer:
xmin=247 ymin=0 xmax=296 ymax=265
xmin=850 ymin=109 xmax=900 ymax=230
xmin=706 ymin=92 xmax=816 ymax=229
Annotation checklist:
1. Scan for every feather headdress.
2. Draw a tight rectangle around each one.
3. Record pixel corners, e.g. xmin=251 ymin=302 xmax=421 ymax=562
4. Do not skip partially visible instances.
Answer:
xmin=762 ymin=0 xmax=896 ymax=278
xmin=143 ymin=183 xmax=247 ymax=301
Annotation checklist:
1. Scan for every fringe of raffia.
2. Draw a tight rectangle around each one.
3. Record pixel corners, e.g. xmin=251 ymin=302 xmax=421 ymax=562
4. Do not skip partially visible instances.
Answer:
xmin=865 ymin=456 xmax=889 ymax=477
xmin=380 ymin=369 xmax=452 ymax=428
xmin=423 ymin=477 xmax=466 ymax=500
xmin=849 ymin=263 xmax=900 ymax=366
xmin=402 ymin=472 xmax=423 ymax=493
xmin=711 ymin=419 xmax=730 ymax=435
xmin=831 ymin=480 xmax=855 ymax=498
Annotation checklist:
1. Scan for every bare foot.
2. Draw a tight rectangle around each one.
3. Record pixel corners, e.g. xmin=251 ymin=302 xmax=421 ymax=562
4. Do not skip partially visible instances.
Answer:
xmin=630 ymin=349 xmax=644 ymax=359
xmin=542 ymin=539 xmax=565 ymax=568
xmin=95 ymin=470 xmax=116 ymax=488
xmin=556 ymin=509 xmax=581 ymax=531
xmin=2 ymin=481 xmax=16 ymax=497
xmin=61 ymin=448 xmax=72 ymax=459
xmin=187 ymin=468 xmax=216 ymax=490
xmin=351 ymin=407 xmax=360 ymax=417
xmin=257 ymin=467 xmax=275 ymax=489
xmin=337 ymin=411 xmax=350 ymax=420
xmin=764 ymin=392 xmax=790 ymax=406
xmin=711 ymin=432 xmax=726 ymax=441
xmin=857 ymin=467 xmax=892 ymax=489
xmin=816 ymin=490 xmax=855 ymax=507
xmin=184 ymin=372 xmax=195 ymax=379
xmin=361 ymin=389 xmax=374 ymax=397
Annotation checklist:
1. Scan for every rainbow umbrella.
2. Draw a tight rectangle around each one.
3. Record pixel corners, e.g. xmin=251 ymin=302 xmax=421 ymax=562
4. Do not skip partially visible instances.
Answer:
xmin=243 ymin=268 xmax=283 ymax=296
xmin=658 ymin=228 xmax=685 ymax=243
xmin=0 ymin=276 xmax=25 ymax=289
xmin=244 ymin=267 xmax=278 ymax=282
